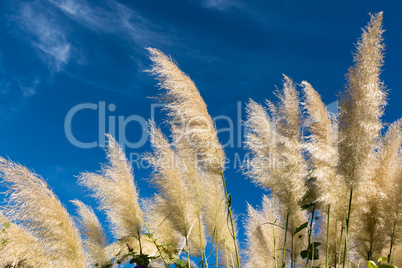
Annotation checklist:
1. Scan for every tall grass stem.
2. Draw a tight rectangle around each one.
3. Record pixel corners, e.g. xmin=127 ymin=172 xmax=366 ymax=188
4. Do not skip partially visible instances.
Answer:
xmin=343 ymin=187 xmax=353 ymax=268
xmin=220 ymin=170 xmax=241 ymax=268
xmin=272 ymin=202 xmax=278 ymax=268
xmin=282 ymin=213 xmax=289 ymax=267
xmin=326 ymin=206 xmax=331 ymax=268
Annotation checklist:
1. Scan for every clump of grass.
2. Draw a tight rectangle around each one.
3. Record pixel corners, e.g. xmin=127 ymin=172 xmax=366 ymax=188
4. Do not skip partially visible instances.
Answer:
xmin=0 ymin=157 xmax=87 ymax=267
xmin=2 ymin=11 xmax=402 ymax=268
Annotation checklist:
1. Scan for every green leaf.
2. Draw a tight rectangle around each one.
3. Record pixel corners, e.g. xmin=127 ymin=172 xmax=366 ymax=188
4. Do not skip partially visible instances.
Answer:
xmin=300 ymin=243 xmax=321 ymax=260
xmin=301 ymin=202 xmax=317 ymax=211
xmin=378 ymin=265 xmax=395 ymax=268
xmin=368 ymin=261 xmax=378 ymax=268
xmin=378 ymin=257 xmax=388 ymax=263
xmin=144 ymin=233 xmax=152 ymax=238
xmin=293 ymin=222 xmax=308 ymax=235
xmin=175 ymin=259 xmax=188 ymax=268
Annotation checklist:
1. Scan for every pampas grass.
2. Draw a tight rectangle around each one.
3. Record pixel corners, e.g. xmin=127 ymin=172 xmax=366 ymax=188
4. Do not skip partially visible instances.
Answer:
xmin=245 ymin=76 xmax=307 ymax=211
xmin=245 ymin=76 xmax=308 ymax=214
xmin=147 ymin=48 xmax=241 ymax=267
xmin=245 ymin=196 xmax=282 ymax=268
xmin=302 ymin=81 xmax=347 ymax=219
xmin=72 ymin=200 xmax=109 ymax=267
xmin=0 ymin=212 xmax=51 ymax=267
xmin=146 ymin=123 xmax=204 ymax=260
xmin=245 ymin=76 xmax=308 ymax=267
xmin=78 ymin=134 xmax=143 ymax=242
xmin=147 ymin=48 xmax=225 ymax=174
xmin=0 ymin=157 xmax=87 ymax=268
xmin=338 ymin=12 xmax=386 ymax=188
xmin=2 ymin=11 xmax=402 ymax=268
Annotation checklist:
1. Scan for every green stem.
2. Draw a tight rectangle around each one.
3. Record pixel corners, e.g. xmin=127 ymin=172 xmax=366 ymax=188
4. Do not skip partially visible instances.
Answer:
xmin=388 ymin=240 xmax=394 ymax=264
xmin=272 ymin=202 xmax=278 ymax=268
xmin=282 ymin=213 xmax=290 ymax=267
xmin=334 ymin=221 xmax=338 ymax=268
xmin=220 ymin=170 xmax=241 ymax=268
xmin=198 ymin=214 xmax=206 ymax=268
xmin=144 ymin=223 xmax=170 ymax=268
xmin=343 ymin=186 xmax=353 ymax=267
xmin=338 ymin=221 xmax=344 ymax=267
xmin=291 ymin=230 xmax=294 ymax=268
xmin=306 ymin=207 xmax=316 ymax=268
xmin=186 ymin=236 xmax=191 ymax=268
xmin=138 ymin=231 xmax=143 ymax=255
xmin=326 ymin=205 xmax=331 ymax=268
xmin=368 ymin=238 xmax=373 ymax=261
xmin=388 ymin=224 xmax=396 ymax=263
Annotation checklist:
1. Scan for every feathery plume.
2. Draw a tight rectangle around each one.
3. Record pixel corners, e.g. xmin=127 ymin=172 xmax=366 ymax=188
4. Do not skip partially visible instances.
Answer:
xmin=352 ymin=120 xmax=402 ymax=260
xmin=338 ymin=12 xmax=386 ymax=187
xmin=244 ymin=77 xmax=308 ymax=268
xmin=201 ymin=172 xmax=238 ymax=266
xmin=0 ymin=157 xmax=87 ymax=268
xmin=78 ymin=134 xmax=143 ymax=241
xmin=381 ymin=120 xmax=402 ymax=261
xmin=146 ymin=123 xmax=203 ymax=255
xmin=147 ymin=48 xmax=225 ymax=174
xmin=0 ymin=212 xmax=51 ymax=267
xmin=105 ymin=236 xmax=158 ymax=261
xmin=147 ymin=48 xmax=241 ymax=266
xmin=337 ymin=12 xmax=386 ymax=265
xmin=302 ymin=81 xmax=348 ymax=220
xmin=245 ymin=196 xmax=283 ymax=268
xmin=245 ymin=76 xmax=308 ymax=214
xmin=274 ymin=75 xmax=308 ymax=210
xmin=143 ymin=194 xmax=182 ymax=262
xmin=244 ymin=99 xmax=275 ymax=189
xmin=72 ymin=200 xmax=109 ymax=267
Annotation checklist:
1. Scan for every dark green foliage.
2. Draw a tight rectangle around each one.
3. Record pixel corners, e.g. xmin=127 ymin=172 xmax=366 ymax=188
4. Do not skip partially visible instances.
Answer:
xmin=300 ymin=242 xmax=321 ymax=260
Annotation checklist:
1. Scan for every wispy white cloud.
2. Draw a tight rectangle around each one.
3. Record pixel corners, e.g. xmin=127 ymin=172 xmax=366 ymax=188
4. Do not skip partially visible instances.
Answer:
xmin=47 ymin=0 xmax=117 ymax=33
xmin=12 ymin=1 xmax=71 ymax=71
xmin=200 ymin=0 xmax=241 ymax=11
xmin=47 ymin=0 xmax=169 ymax=48
xmin=19 ymin=77 xmax=40 ymax=97
xmin=0 ymin=50 xmax=40 ymax=97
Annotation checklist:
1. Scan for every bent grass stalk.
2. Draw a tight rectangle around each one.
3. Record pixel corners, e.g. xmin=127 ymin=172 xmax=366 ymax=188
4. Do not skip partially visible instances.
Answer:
xmin=388 ymin=229 xmax=394 ymax=263
xmin=198 ymin=214 xmax=206 ymax=268
xmin=185 ymin=235 xmax=191 ymax=268
xmin=282 ymin=213 xmax=289 ymax=267
xmin=144 ymin=223 xmax=170 ymax=267
xmin=326 ymin=206 xmax=330 ymax=268
xmin=343 ymin=187 xmax=353 ymax=267
xmin=338 ymin=221 xmax=344 ymax=267
xmin=306 ymin=207 xmax=316 ymax=268
xmin=272 ymin=202 xmax=278 ymax=268
xmin=219 ymin=170 xmax=241 ymax=268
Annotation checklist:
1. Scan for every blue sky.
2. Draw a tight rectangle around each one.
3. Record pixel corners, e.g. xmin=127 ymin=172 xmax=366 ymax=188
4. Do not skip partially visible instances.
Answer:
xmin=1 ymin=0 xmax=402 ymax=252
